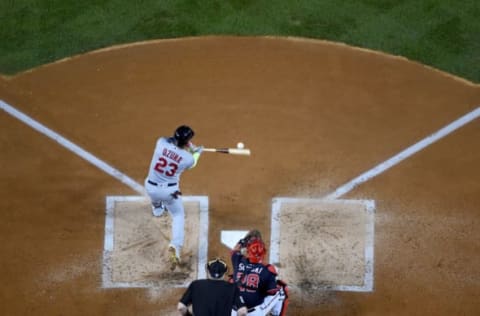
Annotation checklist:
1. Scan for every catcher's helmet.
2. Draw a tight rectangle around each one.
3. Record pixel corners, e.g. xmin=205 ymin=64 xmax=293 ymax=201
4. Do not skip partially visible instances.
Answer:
xmin=206 ymin=258 xmax=228 ymax=278
xmin=173 ymin=125 xmax=195 ymax=147
xmin=246 ymin=237 xmax=266 ymax=264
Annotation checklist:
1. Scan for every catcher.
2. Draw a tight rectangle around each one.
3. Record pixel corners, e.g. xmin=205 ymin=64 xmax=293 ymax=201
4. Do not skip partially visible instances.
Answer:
xmin=230 ymin=230 xmax=289 ymax=316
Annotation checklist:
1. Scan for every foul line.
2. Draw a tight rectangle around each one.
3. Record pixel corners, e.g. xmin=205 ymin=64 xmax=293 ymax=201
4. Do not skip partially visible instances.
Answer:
xmin=325 ymin=106 xmax=480 ymax=200
xmin=0 ymin=100 xmax=145 ymax=195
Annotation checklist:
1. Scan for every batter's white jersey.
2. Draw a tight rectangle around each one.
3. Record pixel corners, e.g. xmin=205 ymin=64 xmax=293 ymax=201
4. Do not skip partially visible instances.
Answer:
xmin=147 ymin=137 xmax=195 ymax=184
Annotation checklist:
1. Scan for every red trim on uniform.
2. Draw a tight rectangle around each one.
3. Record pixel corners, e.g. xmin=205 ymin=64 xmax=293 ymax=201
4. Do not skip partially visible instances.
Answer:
xmin=279 ymin=297 xmax=289 ymax=316
xmin=266 ymin=288 xmax=279 ymax=295
xmin=266 ymin=264 xmax=278 ymax=275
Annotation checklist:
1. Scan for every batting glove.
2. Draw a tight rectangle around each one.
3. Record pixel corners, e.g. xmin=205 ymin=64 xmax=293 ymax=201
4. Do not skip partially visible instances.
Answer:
xmin=194 ymin=145 xmax=204 ymax=154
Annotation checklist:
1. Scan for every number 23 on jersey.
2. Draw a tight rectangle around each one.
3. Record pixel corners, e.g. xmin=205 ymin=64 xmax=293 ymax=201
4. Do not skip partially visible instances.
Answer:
xmin=154 ymin=157 xmax=178 ymax=176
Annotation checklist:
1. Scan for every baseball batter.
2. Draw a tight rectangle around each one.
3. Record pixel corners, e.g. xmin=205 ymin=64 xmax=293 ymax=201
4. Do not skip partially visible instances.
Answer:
xmin=144 ymin=125 xmax=202 ymax=270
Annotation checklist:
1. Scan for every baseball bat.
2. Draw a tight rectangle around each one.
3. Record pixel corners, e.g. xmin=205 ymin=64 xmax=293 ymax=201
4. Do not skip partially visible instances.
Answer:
xmin=203 ymin=148 xmax=251 ymax=156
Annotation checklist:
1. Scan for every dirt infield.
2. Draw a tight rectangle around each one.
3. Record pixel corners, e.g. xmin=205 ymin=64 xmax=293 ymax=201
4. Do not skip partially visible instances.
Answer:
xmin=1 ymin=36 xmax=479 ymax=315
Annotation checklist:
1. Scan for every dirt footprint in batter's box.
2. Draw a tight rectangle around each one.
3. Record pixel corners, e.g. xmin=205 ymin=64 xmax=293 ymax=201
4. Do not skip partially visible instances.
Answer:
xmin=176 ymin=250 xmax=195 ymax=273
xmin=145 ymin=258 xmax=193 ymax=283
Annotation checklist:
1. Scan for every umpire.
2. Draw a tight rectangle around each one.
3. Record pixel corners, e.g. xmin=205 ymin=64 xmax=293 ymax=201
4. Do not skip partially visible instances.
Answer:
xmin=177 ymin=258 xmax=248 ymax=316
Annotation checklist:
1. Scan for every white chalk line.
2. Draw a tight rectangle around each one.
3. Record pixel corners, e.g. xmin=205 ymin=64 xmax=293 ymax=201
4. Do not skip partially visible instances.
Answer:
xmin=4 ymin=98 xmax=477 ymax=292
xmin=1 ymin=100 xmax=210 ymax=288
xmin=0 ymin=100 xmax=145 ymax=195
xmin=270 ymin=107 xmax=478 ymax=291
xmin=325 ymin=106 xmax=480 ymax=200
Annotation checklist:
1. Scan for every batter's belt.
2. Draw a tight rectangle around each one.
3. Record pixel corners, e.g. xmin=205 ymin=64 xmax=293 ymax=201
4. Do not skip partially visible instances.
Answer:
xmin=147 ymin=180 xmax=177 ymax=187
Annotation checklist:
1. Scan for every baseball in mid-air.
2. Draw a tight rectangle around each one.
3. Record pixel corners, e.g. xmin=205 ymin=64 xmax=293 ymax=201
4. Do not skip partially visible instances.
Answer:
xmin=237 ymin=142 xmax=245 ymax=149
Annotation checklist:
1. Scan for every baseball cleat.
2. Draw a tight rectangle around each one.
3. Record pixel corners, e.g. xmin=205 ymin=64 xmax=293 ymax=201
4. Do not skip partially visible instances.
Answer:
xmin=168 ymin=245 xmax=180 ymax=271
xmin=151 ymin=201 xmax=166 ymax=217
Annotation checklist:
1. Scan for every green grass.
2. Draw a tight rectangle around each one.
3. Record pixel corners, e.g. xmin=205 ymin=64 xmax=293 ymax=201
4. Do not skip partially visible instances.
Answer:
xmin=1 ymin=0 xmax=479 ymax=82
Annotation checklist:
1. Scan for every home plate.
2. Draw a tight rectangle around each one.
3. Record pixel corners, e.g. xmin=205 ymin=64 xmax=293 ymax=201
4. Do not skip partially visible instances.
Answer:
xmin=221 ymin=230 xmax=249 ymax=249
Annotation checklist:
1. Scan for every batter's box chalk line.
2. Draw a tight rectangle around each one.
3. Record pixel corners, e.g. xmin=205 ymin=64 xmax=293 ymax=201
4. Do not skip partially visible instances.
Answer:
xmin=270 ymin=198 xmax=375 ymax=292
xmin=102 ymin=195 xmax=209 ymax=288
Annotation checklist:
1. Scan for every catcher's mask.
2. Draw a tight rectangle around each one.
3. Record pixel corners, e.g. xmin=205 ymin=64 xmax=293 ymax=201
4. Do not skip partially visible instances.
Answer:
xmin=206 ymin=258 xmax=228 ymax=279
xmin=173 ymin=125 xmax=195 ymax=147
xmin=246 ymin=238 xmax=266 ymax=264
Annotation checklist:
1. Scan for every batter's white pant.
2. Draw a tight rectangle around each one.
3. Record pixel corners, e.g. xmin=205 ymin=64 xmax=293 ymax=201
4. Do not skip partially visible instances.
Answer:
xmin=231 ymin=288 xmax=287 ymax=316
xmin=144 ymin=179 xmax=184 ymax=254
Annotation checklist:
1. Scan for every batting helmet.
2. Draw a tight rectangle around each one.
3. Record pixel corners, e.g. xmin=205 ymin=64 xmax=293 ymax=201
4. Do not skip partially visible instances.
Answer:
xmin=173 ymin=125 xmax=195 ymax=147
xmin=206 ymin=258 xmax=228 ymax=279
xmin=246 ymin=237 xmax=266 ymax=264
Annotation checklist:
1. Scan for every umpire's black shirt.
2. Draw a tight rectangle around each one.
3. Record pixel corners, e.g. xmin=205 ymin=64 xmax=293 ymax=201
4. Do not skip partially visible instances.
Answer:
xmin=180 ymin=279 xmax=245 ymax=316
